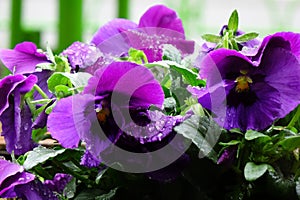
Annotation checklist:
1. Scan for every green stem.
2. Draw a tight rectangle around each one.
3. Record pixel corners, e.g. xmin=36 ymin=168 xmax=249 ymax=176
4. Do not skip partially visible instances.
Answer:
xmin=33 ymin=84 xmax=49 ymax=99
xmin=287 ymin=105 xmax=300 ymax=129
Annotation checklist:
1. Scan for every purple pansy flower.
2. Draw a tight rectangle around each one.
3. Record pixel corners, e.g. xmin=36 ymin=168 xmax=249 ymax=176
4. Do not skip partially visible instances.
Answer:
xmin=0 ymin=159 xmax=35 ymax=198
xmin=192 ymin=32 xmax=300 ymax=131
xmin=43 ymin=173 xmax=72 ymax=194
xmin=63 ymin=5 xmax=193 ymax=74
xmin=47 ymin=61 xmax=169 ymax=163
xmin=0 ymin=74 xmax=37 ymax=155
xmin=0 ymin=159 xmax=58 ymax=200
xmin=0 ymin=42 xmax=49 ymax=74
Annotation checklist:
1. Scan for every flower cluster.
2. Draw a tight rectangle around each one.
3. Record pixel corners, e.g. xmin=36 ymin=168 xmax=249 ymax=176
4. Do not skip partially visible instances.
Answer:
xmin=0 ymin=5 xmax=300 ymax=199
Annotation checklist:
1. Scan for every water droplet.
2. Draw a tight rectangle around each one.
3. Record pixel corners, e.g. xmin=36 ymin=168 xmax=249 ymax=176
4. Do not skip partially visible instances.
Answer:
xmin=18 ymin=177 xmax=25 ymax=181
xmin=23 ymin=123 xmax=29 ymax=131
xmin=148 ymin=126 xmax=155 ymax=133
xmin=157 ymin=133 xmax=163 ymax=141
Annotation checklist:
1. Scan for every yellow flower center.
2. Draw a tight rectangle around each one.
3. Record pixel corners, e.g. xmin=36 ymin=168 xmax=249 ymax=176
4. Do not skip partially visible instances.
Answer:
xmin=235 ymin=71 xmax=253 ymax=92
xmin=96 ymin=108 xmax=110 ymax=124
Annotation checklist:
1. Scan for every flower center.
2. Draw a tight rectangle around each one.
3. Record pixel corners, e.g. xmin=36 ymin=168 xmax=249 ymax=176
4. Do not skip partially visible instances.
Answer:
xmin=235 ymin=70 xmax=253 ymax=92
xmin=96 ymin=108 xmax=110 ymax=124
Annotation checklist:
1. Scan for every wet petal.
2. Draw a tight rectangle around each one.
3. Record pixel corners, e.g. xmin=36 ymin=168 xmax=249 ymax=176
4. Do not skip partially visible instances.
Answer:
xmin=91 ymin=18 xmax=137 ymax=47
xmin=0 ymin=42 xmax=49 ymax=74
xmin=47 ymin=94 xmax=94 ymax=148
xmin=138 ymin=5 xmax=185 ymax=35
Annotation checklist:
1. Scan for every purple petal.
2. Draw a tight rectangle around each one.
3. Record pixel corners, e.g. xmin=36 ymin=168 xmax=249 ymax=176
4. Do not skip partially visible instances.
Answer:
xmin=43 ymin=173 xmax=72 ymax=193
xmin=252 ymin=32 xmax=300 ymax=65
xmin=15 ymin=180 xmax=58 ymax=200
xmin=0 ymin=42 xmax=49 ymax=74
xmin=217 ymin=146 xmax=237 ymax=165
xmin=261 ymin=47 xmax=300 ymax=118
xmin=200 ymin=48 xmax=253 ymax=81
xmin=0 ymin=74 xmax=25 ymax=115
xmin=223 ymin=83 xmax=281 ymax=131
xmin=0 ymin=159 xmax=35 ymax=198
xmin=47 ymin=95 xmax=94 ymax=148
xmin=84 ymin=62 xmax=164 ymax=109
xmin=61 ymin=42 xmax=102 ymax=70
xmin=0 ymin=103 xmax=36 ymax=155
xmin=80 ymin=150 xmax=101 ymax=168
xmin=32 ymin=70 xmax=53 ymax=100
xmin=138 ymin=5 xmax=185 ymax=35
xmin=0 ymin=75 xmax=37 ymax=155
xmin=91 ymin=19 xmax=137 ymax=47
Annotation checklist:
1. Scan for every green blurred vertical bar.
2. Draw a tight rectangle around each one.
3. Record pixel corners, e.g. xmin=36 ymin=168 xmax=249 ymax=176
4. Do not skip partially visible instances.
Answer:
xmin=58 ymin=0 xmax=83 ymax=52
xmin=10 ymin=0 xmax=22 ymax=48
xmin=118 ymin=0 xmax=129 ymax=19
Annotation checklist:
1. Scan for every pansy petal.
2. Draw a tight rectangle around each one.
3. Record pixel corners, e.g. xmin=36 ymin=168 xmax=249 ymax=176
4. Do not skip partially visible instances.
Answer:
xmin=201 ymin=48 xmax=253 ymax=81
xmin=47 ymin=95 xmax=94 ymax=148
xmin=0 ymin=74 xmax=25 ymax=115
xmin=223 ymin=83 xmax=281 ymax=131
xmin=252 ymin=32 xmax=300 ymax=65
xmin=0 ymin=159 xmax=23 ymax=186
xmin=0 ymin=42 xmax=49 ymax=74
xmin=260 ymin=47 xmax=300 ymax=118
xmin=138 ymin=5 xmax=184 ymax=35
xmin=15 ymin=180 xmax=58 ymax=200
xmin=91 ymin=18 xmax=137 ymax=47
xmin=32 ymin=70 xmax=53 ymax=99
xmin=1 ymin=102 xmax=35 ymax=155
xmin=0 ymin=172 xmax=35 ymax=197
xmin=84 ymin=62 xmax=164 ymax=109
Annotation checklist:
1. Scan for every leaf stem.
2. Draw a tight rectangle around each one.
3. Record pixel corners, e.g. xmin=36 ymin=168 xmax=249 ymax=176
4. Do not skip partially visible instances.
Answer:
xmin=33 ymin=84 xmax=49 ymax=99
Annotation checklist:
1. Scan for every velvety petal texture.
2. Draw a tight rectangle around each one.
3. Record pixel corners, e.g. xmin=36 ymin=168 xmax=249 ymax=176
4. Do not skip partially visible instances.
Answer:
xmin=0 ymin=159 xmax=35 ymax=198
xmin=88 ymin=5 xmax=193 ymax=66
xmin=138 ymin=4 xmax=185 ymax=35
xmin=197 ymin=32 xmax=300 ymax=131
xmin=91 ymin=19 xmax=137 ymax=47
xmin=84 ymin=62 xmax=164 ymax=109
xmin=43 ymin=173 xmax=72 ymax=193
xmin=0 ymin=42 xmax=49 ymax=74
xmin=0 ymin=74 xmax=37 ymax=155
xmin=47 ymin=94 xmax=95 ymax=148
xmin=48 ymin=61 xmax=165 ymax=163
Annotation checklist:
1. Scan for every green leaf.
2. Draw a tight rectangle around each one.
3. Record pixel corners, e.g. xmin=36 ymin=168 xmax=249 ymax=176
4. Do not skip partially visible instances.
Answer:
xmin=201 ymin=34 xmax=222 ymax=43
xmin=168 ymin=62 xmax=205 ymax=87
xmin=55 ymin=85 xmax=73 ymax=98
xmin=146 ymin=61 xmax=205 ymax=87
xmin=228 ymin=9 xmax=239 ymax=33
xmin=95 ymin=188 xmax=118 ymax=200
xmin=174 ymin=115 xmax=221 ymax=161
xmin=244 ymin=162 xmax=273 ymax=181
xmin=162 ymin=44 xmax=182 ymax=64
xmin=245 ymin=130 xmax=271 ymax=141
xmin=23 ymin=146 xmax=66 ymax=170
xmin=128 ymin=48 xmax=148 ymax=64
xmin=235 ymin=32 xmax=259 ymax=42
xmin=74 ymin=189 xmax=104 ymax=200
xmin=47 ymin=72 xmax=92 ymax=94
xmin=54 ymin=56 xmax=71 ymax=72
xmin=36 ymin=63 xmax=56 ymax=71
xmin=63 ymin=178 xmax=76 ymax=199
xmin=219 ymin=140 xmax=241 ymax=146
xmin=278 ymin=135 xmax=300 ymax=151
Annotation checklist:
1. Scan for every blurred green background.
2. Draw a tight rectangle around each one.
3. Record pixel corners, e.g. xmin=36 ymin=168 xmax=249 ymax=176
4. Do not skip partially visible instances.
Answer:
xmin=0 ymin=0 xmax=300 ymax=52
